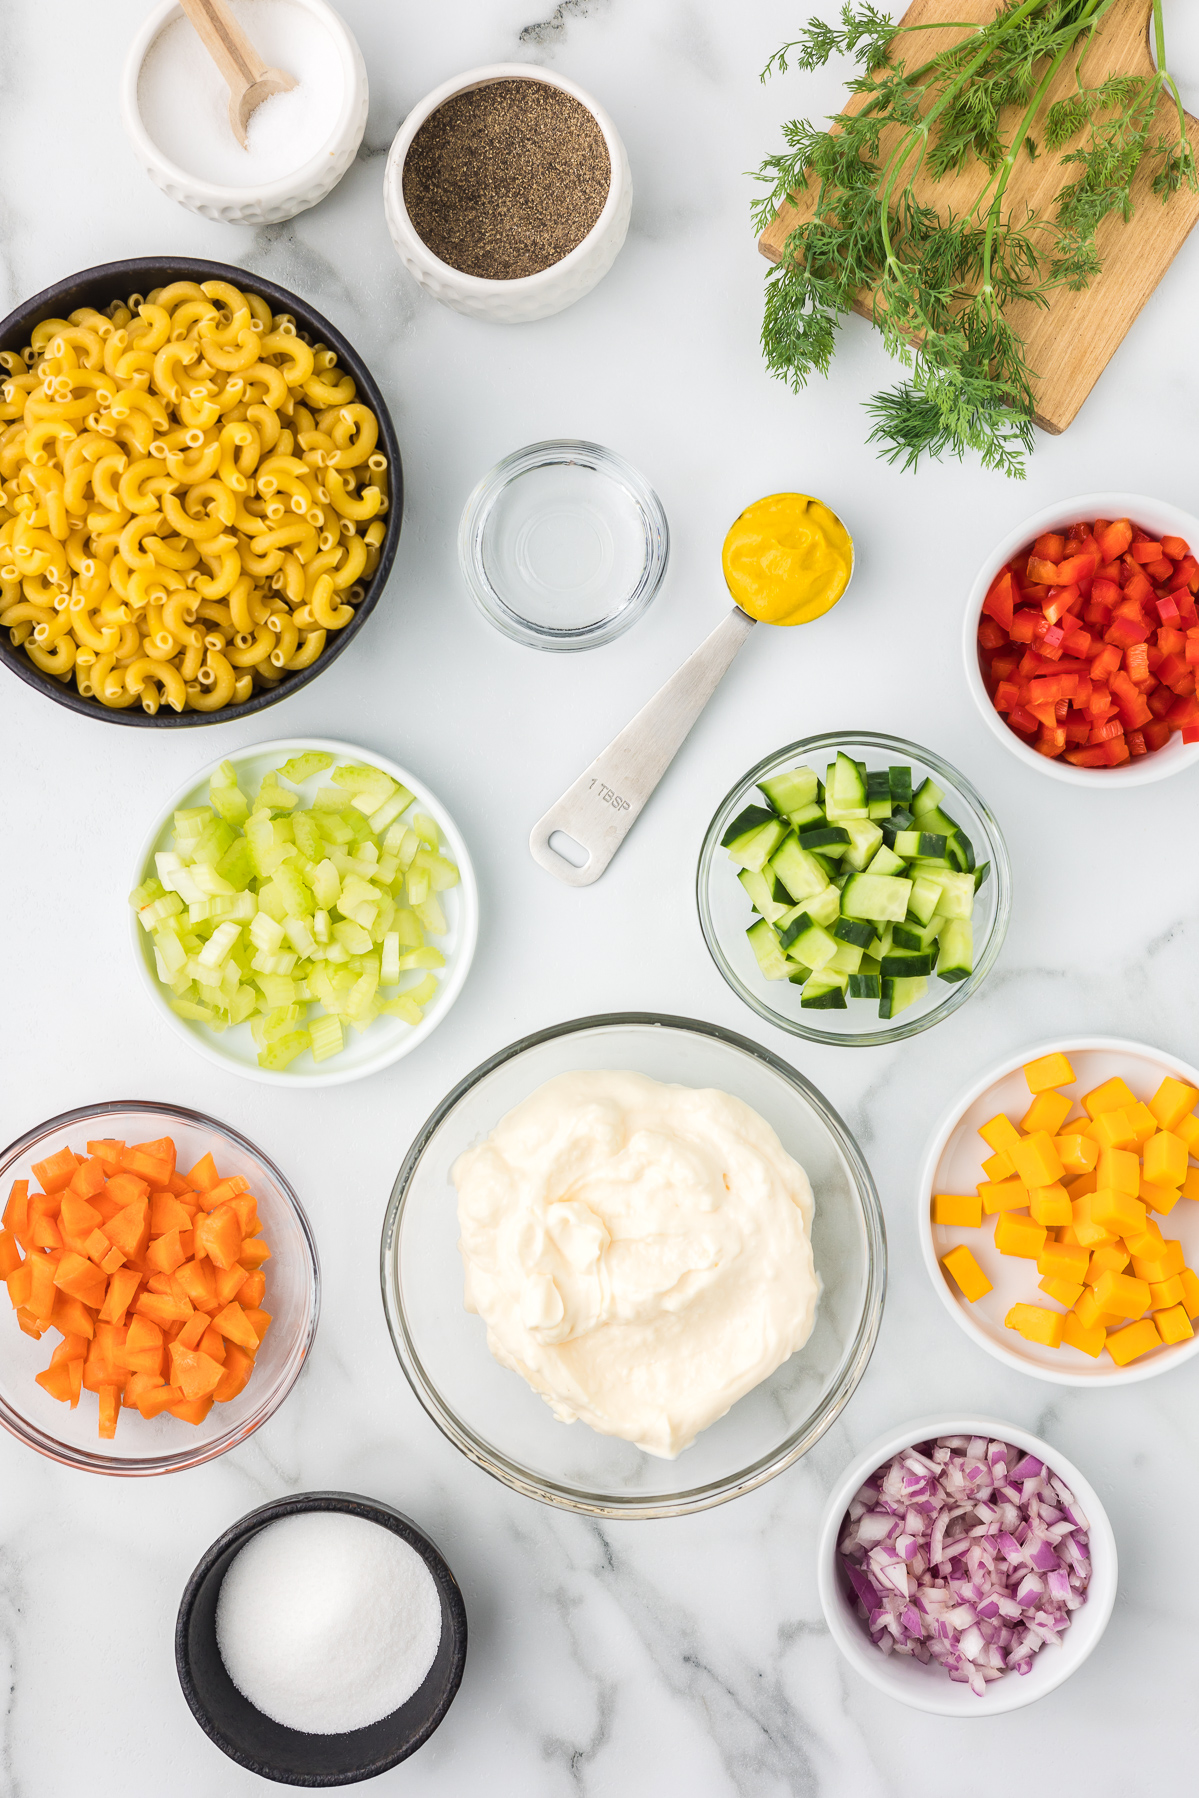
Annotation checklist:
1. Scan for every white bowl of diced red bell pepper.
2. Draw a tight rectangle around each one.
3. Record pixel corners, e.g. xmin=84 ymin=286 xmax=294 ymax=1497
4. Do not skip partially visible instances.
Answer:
xmin=963 ymin=493 xmax=1199 ymax=785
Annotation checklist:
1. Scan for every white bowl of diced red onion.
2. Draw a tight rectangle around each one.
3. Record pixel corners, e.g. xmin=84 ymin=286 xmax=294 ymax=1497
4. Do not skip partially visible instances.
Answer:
xmin=817 ymin=1417 xmax=1117 ymax=1715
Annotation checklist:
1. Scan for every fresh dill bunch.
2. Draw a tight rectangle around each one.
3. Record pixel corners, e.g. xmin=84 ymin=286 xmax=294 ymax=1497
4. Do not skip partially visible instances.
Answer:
xmin=755 ymin=0 xmax=1197 ymax=477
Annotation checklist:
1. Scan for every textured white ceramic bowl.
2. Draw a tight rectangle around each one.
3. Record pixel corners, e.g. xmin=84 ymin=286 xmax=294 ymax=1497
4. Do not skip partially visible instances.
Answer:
xmin=384 ymin=63 xmax=632 ymax=323
xmin=963 ymin=491 xmax=1199 ymax=788
xmin=120 ymin=0 xmax=368 ymax=225
xmin=818 ymin=1414 xmax=1117 ymax=1715
xmin=919 ymin=1037 xmax=1199 ymax=1385
xmin=129 ymin=738 xmax=478 ymax=1087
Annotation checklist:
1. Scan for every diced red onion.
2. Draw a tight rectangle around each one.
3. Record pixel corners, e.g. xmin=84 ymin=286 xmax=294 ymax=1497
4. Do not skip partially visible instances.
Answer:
xmin=838 ymin=1436 xmax=1091 ymax=1695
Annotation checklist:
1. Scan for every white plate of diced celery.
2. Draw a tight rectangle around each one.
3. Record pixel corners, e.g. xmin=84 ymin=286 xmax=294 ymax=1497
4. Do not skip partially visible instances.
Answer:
xmin=128 ymin=739 xmax=479 ymax=1085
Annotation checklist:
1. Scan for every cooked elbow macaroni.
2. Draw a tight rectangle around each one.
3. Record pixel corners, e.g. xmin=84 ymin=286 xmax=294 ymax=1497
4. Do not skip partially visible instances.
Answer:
xmin=0 ymin=279 xmax=389 ymax=715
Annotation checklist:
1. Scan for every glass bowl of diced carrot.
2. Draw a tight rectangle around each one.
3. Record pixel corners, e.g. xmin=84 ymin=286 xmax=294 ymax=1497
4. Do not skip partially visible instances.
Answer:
xmin=919 ymin=1039 xmax=1199 ymax=1385
xmin=0 ymin=1101 xmax=319 ymax=1473
xmin=963 ymin=493 xmax=1199 ymax=785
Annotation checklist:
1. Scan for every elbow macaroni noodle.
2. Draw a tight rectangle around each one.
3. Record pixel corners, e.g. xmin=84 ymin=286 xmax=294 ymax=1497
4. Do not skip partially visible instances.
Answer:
xmin=0 ymin=280 xmax=389 ymax=714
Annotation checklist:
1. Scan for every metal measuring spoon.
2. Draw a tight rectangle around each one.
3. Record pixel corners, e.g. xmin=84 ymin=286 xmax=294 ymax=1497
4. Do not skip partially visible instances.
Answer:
xmin=529 ymin=495 xmax=854 ymax=886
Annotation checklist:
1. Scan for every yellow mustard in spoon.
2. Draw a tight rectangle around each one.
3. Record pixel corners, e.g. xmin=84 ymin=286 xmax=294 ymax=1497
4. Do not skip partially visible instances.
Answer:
xmin=722 ymin=493 xmax=854 ymax=626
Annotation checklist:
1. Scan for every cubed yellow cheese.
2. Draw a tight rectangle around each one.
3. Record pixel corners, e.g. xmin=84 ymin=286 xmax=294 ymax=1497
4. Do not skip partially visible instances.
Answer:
xmin=1029 ymin=1184 xmax=1072 ymax=1226
xmin=931 ymin=1192 xmax=983 ymax=1227
xmin=995 ymin=1211 xmax=1047 ymax=1259
xmin=1131 ymin=1239 xmax=1186 ymax=1283
xmin=1096 ymin=1147 xmax=1140 ymax=1196
xmin=1070 ymin=1193 xmax=1114 ymax=1248
xmin=1092 ymin=1108 xmax=1138 ymax=1150
xmin=1180 ymin=1267 xmax=1199 ymax=1320
xmin=979 ymin=1178 xmax=1030 ymax=1215
xmin=1065 ymin=1168 xmax=1098 ymax=1200
xmin=979 ymin=1113 xmax=1021 ymax=1154
xmin=981 ymin=1148 xmax=1014 ymax=1181
xmin=1175 ymin=1113 xmax=1199 ymax=1155
xmin=1092 ymin=1268 xmax=1152 ymax=1319
xmin=941 ymin=1244 xmax=992 ymax=1303
xmin=1149 ymin=1274 xmax=1186 ymax=1309
xmin=1149 ymin=1076 xmax=1199 ymax=1133
xmin=1038 ymin=1239 xmax=1090 ymax=1282
xmin=1056 ymin=1223 xmax=1084 ymax=1247
xmin=1023 ymin=1052 xmax=1076 ymax=1094
xmin=1139 ymin=1176 xmax=1182 ymax=1216
xmin=1091 ymin=1187 xmax=1147 ymax=1238
xmin=1039 ymin=1275 xmax=1084 ymax=1307
xmin=1106 ymin=1317 xmax=1162 ymax=1366
xmin=1180 ymin=1166 xmax=1199 ymax=1201
xmin=1086 ymin=1242 xmax=1130 ymax=1282
xmin=1153 ymin=1304 xmax=1194 ymax=1346
xmin=1009 ymin=1131 xmax=1064 ymax=1189
xmin=1063 ymin=1310 xmax=1107 ymax=1358
xmin=1056 ymin=1133 xmax=1099 ymax=1175
xmin=1075 ymin=1287 xmax=1126 ymax=1331
xmin=1005 ymin=1303 xmax=1065 ymax=1347
xmin=1126 ymin=1102 xmax=1158 ymax=1148
xmin=1084 ymin=1075 xmax=1138 ymax=1119
xmin=1021 ymin=1091 xmax=1073 ymax=1136
xmin=1125 ymin=1220 xmax=1165 ymax=1256
xmin=1144 ymin=1130 xmax=1188 ymax=1189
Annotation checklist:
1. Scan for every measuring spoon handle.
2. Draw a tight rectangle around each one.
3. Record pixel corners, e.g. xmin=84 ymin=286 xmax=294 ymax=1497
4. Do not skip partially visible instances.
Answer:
xmin=529 ymin=606 xmax=756 ymax=887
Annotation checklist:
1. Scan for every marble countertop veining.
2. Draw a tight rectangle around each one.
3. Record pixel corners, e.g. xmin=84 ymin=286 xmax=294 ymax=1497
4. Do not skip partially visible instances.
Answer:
xmin=3 ymin=2 xmax=1199 ymax=1793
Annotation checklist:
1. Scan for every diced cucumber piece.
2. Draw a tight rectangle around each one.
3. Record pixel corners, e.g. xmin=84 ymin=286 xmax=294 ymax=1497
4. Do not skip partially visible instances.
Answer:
xmin=867 ymin=797 xmax=893 ymax=820
xmin=840 ymin=872 xmax=912 ymax=922
xmin=892 ymin=914 xmax=942 ymax=952
xmin=831 ymin=752 xmax=868 ymax=811
xmin=878 ymin=808 xmax=915 ymax=847
xmin=841 ymin=817 xmax=884 ymax=871
xmin=879 ymin=975 xmax=927 ymax=1018
xmin=974 ymin=861 xmax=991 ymax=892
xmin=788 ymin=800 xmax=826 ymax=828
xmin=758 ymin=766 xmax=819 ymax=815
xmin=828 ymin=940 xmax=863 ymax=975
xmin=780 ymin=885 xmax=841 ymax=930
xmin=786 ymin=963 xmax=813 ymax=984
xmin=769 ymin=837 xmax=831 ymax=902
xmin=738 ymin=866 xmax=792 ymax=924
xmin=778 ymin=914 xmax=839 ymax=970
xmin=801 ymin=970 xmax=848 ymax=1009
xmin=848 ymin=972 xmax=881 ymax=999
xmin=834 ymin=917 xmax=875 ymax=948
xmin=945 ymin=828 xmax=976 ymax=873
xmin=880 ymin=947 xmax=936 ymax=977
xmin=888 ymin=766 xmax=913 ymax=805
xmin=893 ymin=829 xmax=948 ymax=860
xmin=866 ymin=770 xmax=891 ymax=805
xmin=799 ymin=825 xmax=851 ymax=852
xmin=866 ymin=844 xmax=906 ymax=877
xmin=911 ymin=777 xmax=944 ymax=817
xmin=747 ymin=918 xmax=790 ymax=980
xmin=906 ymin=875 xmax=943 ymax=926
xmin=937 ymin=917 xmax=973 ymax=982
xmin=723 ymin=806 xmax=788 ymax=871
xmin=916 ymin=868 xmax=975 ymax=919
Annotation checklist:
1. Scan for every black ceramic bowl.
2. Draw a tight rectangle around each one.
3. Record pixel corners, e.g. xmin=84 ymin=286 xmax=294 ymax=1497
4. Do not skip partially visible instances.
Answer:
xmin=176 ymin=1491 xmax=467 ymax=1787
xmin=0 ymin=256 xmax=402 ymax=727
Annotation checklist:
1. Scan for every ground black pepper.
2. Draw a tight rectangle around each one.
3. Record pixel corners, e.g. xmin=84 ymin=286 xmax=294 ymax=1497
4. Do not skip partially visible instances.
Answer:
xmin=402 ymin=79 xmax=611 ymax=281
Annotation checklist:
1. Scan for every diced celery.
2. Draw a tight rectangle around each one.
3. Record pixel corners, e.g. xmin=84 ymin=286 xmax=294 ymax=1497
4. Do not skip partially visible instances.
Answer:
xmin=171 ymin=998 xmax=217 ymax=1022
xmin=292 ymin=811 xmax=324 ymax=860
xmin=363 ymin=787 xmax=414 ymax=831
xmin=284 ymin=916 xmax=317 ymax=957
xmin=406 ymin=865 xmax=430 ymax=906
xmin=274 ymin=863 xmax=315 ymax=918
xmin=403 ymin=974 xmax=439 ymax=1006
xmin=332 ymin=919 xmax=373 ymax=955
xmin=139 ymin=892 xmax=183 ymax=930
xmin=250 ymin=912 xmax=285 ymax=954
xmin=310 ymin=859 xmax=341 ymax=908
xmin=309 ymin=1014 xmax=344 ymax=1061
xmin=412 ymin=812 xmax=439 ymax=848
xmin=279 ymin=751 xmax=334 ymax=784
xmin=332 ymin=763 xmax=393 ymax=800
xmin=350 ymin=780 xmax=398 ymax=816
xmin=313 ymin=788 xmax=353 ymax=812
xmin=257 ymin=973 xmax=299 ymax=1008
xmin=379 ymin=995 xmax=423 ymax=1024
xmin=414 ymin=896 xmax=446 ymax=935
xmin=415 ymin=849 xmax=459 ymax=892
xmin=398 ymin=947 xmax=444 ymax=971
xmin=228 ymin=985 xmax=258 ymax=1025
xmin=256 ymin=881 xmax=289 ymax=923
xmin=258 ymin=1031 xmax=310 ymax=1071
xmin=391 ymin=908 xmax=424 ymax=947
xmin=216 ymin=837 xmax=255 ymax=892
xmin=154 ymin=928 xmax=187 ymax=974
xmin=380 ymin=932 xmax=401 ymax=984
xmin=192 ymin=816 xmax=236 ymax=867
xmin=191 ymin=864 xmax=237 ymax=897
xmin=312 ymin=908 xmax=331 ymax=944
xmin=130 ymin=877 xmax=166 ymax=909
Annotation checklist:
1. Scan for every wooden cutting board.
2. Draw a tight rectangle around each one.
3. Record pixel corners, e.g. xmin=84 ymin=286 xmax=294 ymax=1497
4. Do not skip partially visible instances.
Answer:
xmin=757 ymin=0 xmax=1199 ymax=434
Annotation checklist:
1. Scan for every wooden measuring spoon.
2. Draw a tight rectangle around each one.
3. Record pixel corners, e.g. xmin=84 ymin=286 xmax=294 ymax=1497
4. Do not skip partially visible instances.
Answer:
xmin=529 ymin=495 xmax=854 ymax=887
xmin=178 ymin=0 xmax=297 ymax=149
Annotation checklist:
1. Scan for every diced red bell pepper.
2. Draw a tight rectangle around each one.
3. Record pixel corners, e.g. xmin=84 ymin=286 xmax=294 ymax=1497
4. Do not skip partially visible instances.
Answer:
xmin=1042 ymin=584 xmax=1080 ymax=625
xmin=1156 ymin=651 xmax=1190 ymax=690
xmin=1098 ymin=519 xmax=1133 ymax=562
xmin=1144 ymin=720 xmax=1173 ymax=751
xmin=1056 ymin=553 xmax=1098 ymax=589
xmin=1168 ymin=555 xmax=1199 ymax=593
xmin=982 ymin=570 xmax=1016 ymax=632
xmin=1106 ymin=613 xmax=1151 ymax=650
xmin=1064 ymin=716 xmax=1091 ymax=745
xmin=1008 ymin=705 xmax=1039 ymax=735
xmin=978 ymin=617 xmax=1008 ymax=650
xmin=1027 ymin=555 xmax=1061 ymax=586
xmin=1090 ymin=717 xmax=1124 ymax=744
xmin=1034 ymin=532 xmax=1066 ymax=562
xmin=1126 ymin=729 xmax=1148 ymax=756
xmin=1155 ymin=592 xmax=1181 ymax=626
xmin=1130 ymin=539 xmax=1163 ymax=564
xmin=993 ymin=680 xmax=1021 ymax=712
xmin=1123 ymin=568 xmax=1155 ymax=609
xmin=1167 ymin=693 xmax=1199 ymax=727
xmin=1148 ymin=685 xmax=1176 ymax=719
xmin=1162 ymin=536 xmax=1190 ymax=561
xmin=1184 ymin=726 xmax=1199 ymax=744
xmin=1010 ymin=609 xmax=1040 ymax=643
xmin=1124 ymin=642 xmax=1150 ymax=685
xmin=1145 ymin=558 xmax=1174 ymax=582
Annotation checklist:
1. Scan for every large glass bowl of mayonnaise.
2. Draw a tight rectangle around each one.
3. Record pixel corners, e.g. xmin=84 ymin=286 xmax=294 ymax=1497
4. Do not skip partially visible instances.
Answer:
xmin=380 ymin=1014 xmax=884 ymax=1518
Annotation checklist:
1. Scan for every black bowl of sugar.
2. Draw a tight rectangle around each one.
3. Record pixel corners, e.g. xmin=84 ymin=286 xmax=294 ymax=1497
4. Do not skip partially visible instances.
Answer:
xmin=176 ymin=1491 xmax=467 ymax=1786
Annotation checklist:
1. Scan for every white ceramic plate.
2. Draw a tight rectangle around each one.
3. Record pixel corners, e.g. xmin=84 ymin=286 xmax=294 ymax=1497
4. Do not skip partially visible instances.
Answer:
xmin=962 ymin=491 xmax=1199 ymax=788
xmin=129 ymin=738 xmax=479 ymax=1087
xmin=817 ymin=1414 xmax=1117 ymax=1715
xmin=919 ymin=1037 xmax=1199 ymax=1385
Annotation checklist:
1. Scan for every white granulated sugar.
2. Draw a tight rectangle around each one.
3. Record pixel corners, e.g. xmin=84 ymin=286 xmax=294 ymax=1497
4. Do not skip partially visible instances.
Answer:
xmin=137 ymin=0 xmax=343 ymax=189
xmin=215 ymin=1512 xmax=443 ymax=1735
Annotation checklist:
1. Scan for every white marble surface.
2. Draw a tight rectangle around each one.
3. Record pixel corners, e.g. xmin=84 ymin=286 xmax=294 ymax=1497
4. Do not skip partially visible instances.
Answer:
xmin=3 ymin=1 xmax=1199 ymax=1791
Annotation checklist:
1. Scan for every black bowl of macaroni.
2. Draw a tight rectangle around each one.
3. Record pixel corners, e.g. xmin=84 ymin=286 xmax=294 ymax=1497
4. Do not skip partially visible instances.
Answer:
xmin=0 ymin=256 xmax=402 ymax=726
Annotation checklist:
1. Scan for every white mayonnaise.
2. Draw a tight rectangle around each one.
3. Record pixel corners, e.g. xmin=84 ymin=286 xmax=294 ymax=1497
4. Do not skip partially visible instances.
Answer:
xmin=453 ymin=1070 xmax=820 ymax=1458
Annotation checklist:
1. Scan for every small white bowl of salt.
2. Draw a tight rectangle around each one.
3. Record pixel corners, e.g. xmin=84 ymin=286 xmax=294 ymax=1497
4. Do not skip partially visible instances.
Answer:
xmin=121 ymin=0 xmax=368 ymax=224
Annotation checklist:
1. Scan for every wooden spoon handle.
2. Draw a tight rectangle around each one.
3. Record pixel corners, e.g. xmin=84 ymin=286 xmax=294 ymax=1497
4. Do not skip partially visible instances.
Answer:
xmin=529 ymin=607 xmax=757 ymax=887
xmin=177 ymin=0 xmax=268 ymax=90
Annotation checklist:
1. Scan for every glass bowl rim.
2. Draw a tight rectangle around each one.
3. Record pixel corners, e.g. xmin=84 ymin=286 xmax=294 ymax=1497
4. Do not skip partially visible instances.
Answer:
xmin=0 ymin=1098 xmax=320 ymax=1475
xmin=456 ymin=438 xmax=670 ymax=652
xmin=379 ymin=1010 xmax=887 ymax=1519
xmin=696 ymin=730 xmax=1013 ymax=1047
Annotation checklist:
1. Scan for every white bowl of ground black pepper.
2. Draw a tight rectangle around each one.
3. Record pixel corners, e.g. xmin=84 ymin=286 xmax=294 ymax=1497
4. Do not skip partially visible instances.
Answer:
xmin=384 ymin=63 xmax=632 ymax=324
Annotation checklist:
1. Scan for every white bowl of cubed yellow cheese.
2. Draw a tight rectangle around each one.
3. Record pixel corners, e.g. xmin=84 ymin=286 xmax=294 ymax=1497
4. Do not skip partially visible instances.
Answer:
xmin=918 ymin=1038 xmax=1199 ymax=1385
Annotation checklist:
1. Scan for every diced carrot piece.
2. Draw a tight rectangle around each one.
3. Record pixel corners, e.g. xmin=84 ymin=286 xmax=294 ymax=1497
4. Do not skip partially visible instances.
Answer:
xmin=0 ymin=1230 xmax=22 ymax=1279
xmin=195 ymin=1204 xmax=242 ymax=1271
xmin=133 ymin=1291 xmax=193 ymax=1327
xmin=145 ymin=1229 xmax=187 ymax=1277
xmin=30 ymin=1208 xmax=62 ymax=1251
xmin=170 ymin=1346 xmax=225 ymax=1401
xmin=97 ymin=1386 xmax=121 ymax=1439
xmin=86 ymin=1139 xmax=126 ymax=1170
xmin=96 ymin=1239 xmax=126 ymax=1274
xmin=53 ymin=1252 xmax=108 ymax=1309
xmin=175 ymin=1257 xmax=219 ymax=1311
xmin=103 ymin=1199 xmax=150 ymax=1261
xmin=238 ymin=1238 xmax=271 ymax=1271
xmin=50 ymin=1332 xmax=90 ymax=1365
xmin=125 ymin=1370 xmax=166 ymax=1408
xmin=15 ymin=1308 xmax=45 ymax=1339
xmin=243 ymin=1308 xmax=271 ymax=1344
xmin=150 ymin=1193 xmax=195 ymax=1236
xmin=99 ymin=1267 xmax=142 ymax=1327
xmin=164 ymin=1172 xmax=196 ymax=1198
xmin=28 ymin=1255 xmax=60 ymax=1323
xmin=136 ymin=1382 xmax=184 ymax=1420
xmin=176 ymin=1311 xmax=210 ymax=1352
xmin=238 ymin=1270 xmax=265 ymax=1309
xmin=212 ymin=1302 xmax=261 ymax=1354
xmin=199 ymin=1325 xmax=227 ymax=1364
xmin=125 ymin=1315 xmax=165 ymax=1377
xmin=60 ymin=1193 xmax=102 ymax=1242
xmin=48 ymin=1292 xmax=97 ymax=1341
xmin=6 ymin=1263 xmax=33 ymax=1310
xmin=213 ymin=1343 xmax=255 ymax=1402
xmin=35 ymin=1361 xmax=78 ymax=1403
xmin=68 ymin=1159 xmax=108 ymax=1200
xmin=120 ymin=1145 xmax=173 ymax=1187
xmin=168 ymin=1394 xmax=214 ymax=1426
xmin=3 ymin=1180 xmax=30 ymax=1246
xmin=31 ymin=1147 xmax=80 ymax=1194
xmin=231 ymin=1195 xmax=260 ymax=1237
xmin=186 ymin=1152 xmax=220 ymax=1194
xmin=104 ymin=1171 xmax=149 ymax=1207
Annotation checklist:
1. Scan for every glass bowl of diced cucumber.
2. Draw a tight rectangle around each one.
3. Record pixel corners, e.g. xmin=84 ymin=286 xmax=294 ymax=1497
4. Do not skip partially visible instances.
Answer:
xmin=697 ymin=733 xmax=1011 ymax=1046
